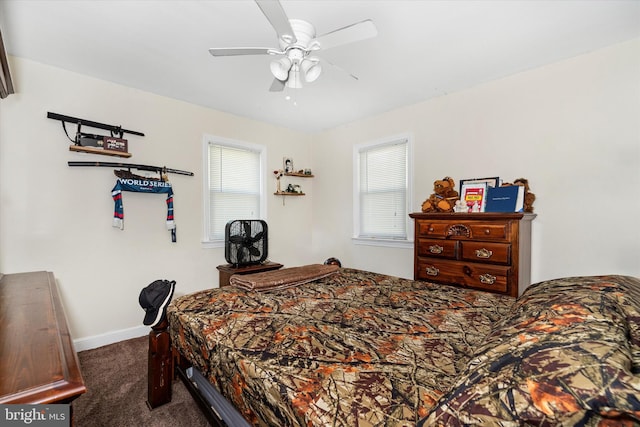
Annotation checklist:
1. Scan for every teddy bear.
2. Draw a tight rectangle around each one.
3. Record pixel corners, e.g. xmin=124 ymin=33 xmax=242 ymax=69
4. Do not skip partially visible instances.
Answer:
xmin=513 ymin=178 xmax=536 ymax=213
xmin=421 ymin=176 xmax=460 ymax=212
xmin=500 ymin=178 xmax=536 ymax=213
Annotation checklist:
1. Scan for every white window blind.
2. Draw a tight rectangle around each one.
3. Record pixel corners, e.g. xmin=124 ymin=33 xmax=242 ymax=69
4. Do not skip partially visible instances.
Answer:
xmin=205 ymin=140 xmax=264 ymax=243
xmin=356 ymin=138 xmax=409 ymax=240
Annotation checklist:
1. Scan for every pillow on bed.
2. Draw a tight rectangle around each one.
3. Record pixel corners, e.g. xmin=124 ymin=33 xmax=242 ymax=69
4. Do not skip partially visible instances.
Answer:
xmin=419 ymin=275 xmax=640 ymax=426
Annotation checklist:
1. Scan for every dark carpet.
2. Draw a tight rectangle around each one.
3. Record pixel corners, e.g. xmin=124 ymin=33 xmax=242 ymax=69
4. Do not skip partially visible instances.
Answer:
xmin=74 ymin=336 xmax=210 ymax=427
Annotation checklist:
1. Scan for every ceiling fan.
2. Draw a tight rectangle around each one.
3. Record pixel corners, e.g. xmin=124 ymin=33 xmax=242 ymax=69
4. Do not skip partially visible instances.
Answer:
xmin=208 ymin=0 xmax=377 ymax=91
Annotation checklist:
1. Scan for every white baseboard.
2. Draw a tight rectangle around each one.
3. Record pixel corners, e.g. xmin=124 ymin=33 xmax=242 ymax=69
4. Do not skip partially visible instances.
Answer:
xmin=73 ymin=325 xmax=149 ymax=352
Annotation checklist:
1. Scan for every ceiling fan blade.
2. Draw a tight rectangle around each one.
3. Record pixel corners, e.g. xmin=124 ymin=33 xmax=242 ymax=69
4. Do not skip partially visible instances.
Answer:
xmin=315 ymin=19 xmax=377 ymax=50
xmin=255 ymin=0 xmax=297 ymax=44
xmin=323 ymin=58 xmax=359 ymax=81
xmin=208 ymin=47 xmax=280 ymax=57
xmin=269 ymin=78 xmax=285 ymax=92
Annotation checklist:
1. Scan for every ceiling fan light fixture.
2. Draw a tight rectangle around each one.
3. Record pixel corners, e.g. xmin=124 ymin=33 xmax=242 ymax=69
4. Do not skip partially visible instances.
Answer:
xmin=285 ymin=64 xmax=303 ymax=89
xmin=301 ymin=58 xmax=322 ymax=83
xmin=270 ymin=56 xmax=292 ymax=81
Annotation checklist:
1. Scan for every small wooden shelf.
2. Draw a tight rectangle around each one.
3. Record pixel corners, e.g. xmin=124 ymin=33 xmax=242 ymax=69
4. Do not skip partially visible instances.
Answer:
xmin=284 ymin=172 xmax=314 ymax=178
xmin=277 ymin=169 xmax=312 ymax=202
xmin=69 ymin=145 xmax=132 ymax=158
xmin=274 ymin=191 xmax=306 ymax=196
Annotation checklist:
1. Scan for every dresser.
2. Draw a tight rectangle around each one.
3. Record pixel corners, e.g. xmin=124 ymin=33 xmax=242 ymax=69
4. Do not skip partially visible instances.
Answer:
xmin=409 ymin=212 xmax=536 ymax=297
xmin=0 ymin=271 xmax=86 ymax=404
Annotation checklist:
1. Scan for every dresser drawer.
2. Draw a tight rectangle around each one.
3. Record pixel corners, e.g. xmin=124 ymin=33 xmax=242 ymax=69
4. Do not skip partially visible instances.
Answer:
xmin=416 ymin=258 xmax=510 ymax=294
xmin=417 ymin=221 xmax=451 ymax=237
xmin=460 ymin=241 xmax=511 ymax=264
xmin=416 ymin=238 xmax=458 ymax=259
xmin=468 ymin=223 xmax=509 ymax=241
xmin=418 ymin=220 xmax=510 ymax=241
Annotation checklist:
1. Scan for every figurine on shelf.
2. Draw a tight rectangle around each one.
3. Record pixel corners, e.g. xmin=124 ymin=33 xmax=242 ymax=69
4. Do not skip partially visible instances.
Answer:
xmin=273 ymin=169 xmax=283 ymax=193
xmin=454 ymin=199 xmax=467 ymax=213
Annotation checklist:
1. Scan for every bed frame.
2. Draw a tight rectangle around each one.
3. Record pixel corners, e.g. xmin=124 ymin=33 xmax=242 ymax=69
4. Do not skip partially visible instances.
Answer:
xmin=147 ymin=319 xmax=248 ymax=427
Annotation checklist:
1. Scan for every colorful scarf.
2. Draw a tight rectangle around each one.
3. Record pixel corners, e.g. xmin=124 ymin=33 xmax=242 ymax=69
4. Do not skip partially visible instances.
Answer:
xmin=112 ymin=178 xmax=176 ymax=242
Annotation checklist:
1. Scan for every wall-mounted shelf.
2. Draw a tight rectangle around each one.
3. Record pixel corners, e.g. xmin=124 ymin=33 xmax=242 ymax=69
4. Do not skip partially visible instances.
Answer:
xmin=49 ymin=112 xmax=142 ymax=158
xmin=274 ymin=191 xmax=306 ymax=196
xmin=275 ymin=168 xmax=313 ymax=204
xmin=284 ymin=172 xmax=314 ymax=178
xmin=69 ymin=145 xmax=132 ymax=158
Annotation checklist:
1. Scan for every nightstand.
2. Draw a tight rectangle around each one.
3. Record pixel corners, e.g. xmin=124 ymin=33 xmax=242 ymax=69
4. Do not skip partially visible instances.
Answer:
xmin=216 ymin=262 xmax=284 ymax=287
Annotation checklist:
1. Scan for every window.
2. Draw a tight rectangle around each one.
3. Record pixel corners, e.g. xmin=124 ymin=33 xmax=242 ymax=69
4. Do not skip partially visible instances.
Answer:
xmin=202 ymin=136 xmax=266 ymax=247
xmin=353 ymin=135 xmax=412 ymax=247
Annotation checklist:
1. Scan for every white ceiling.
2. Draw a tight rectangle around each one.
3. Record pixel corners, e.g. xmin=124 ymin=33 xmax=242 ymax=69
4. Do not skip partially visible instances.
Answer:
xmin=1 ymin=1 xmax=639 ymax=133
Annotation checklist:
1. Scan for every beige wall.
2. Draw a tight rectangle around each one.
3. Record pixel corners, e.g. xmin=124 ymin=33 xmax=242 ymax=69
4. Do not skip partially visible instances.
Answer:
xmin=1 ymin=38 xmax=639 ymax=348
xmin=312 ymin=38 xmax=640 ymax=283
xmin=0 ymin=57 xmax=314 ymax=347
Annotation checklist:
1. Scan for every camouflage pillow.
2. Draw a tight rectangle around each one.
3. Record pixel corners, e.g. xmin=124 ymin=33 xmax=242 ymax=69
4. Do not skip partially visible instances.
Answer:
xmin=419 ymin=275 xmax=640 ymax=426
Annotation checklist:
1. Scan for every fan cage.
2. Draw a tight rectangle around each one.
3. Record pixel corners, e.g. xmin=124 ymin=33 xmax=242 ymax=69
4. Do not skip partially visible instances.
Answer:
xmin=224 ymin=220 xmax=268 ymax=267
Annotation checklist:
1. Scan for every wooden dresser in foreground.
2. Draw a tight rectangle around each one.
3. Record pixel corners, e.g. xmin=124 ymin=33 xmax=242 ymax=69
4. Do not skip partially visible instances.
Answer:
xmin=0 ymin=271 xmax=86 ymax=404
xmin=410 ymin=212 xmax=536 ymax=297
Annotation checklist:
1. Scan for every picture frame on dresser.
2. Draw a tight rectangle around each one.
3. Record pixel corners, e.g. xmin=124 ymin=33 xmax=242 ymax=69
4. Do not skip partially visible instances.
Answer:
xmin=459 ymin=177 xmax=500 ymax=195
xmin=460 ymin=182 xmax=488 ymax=212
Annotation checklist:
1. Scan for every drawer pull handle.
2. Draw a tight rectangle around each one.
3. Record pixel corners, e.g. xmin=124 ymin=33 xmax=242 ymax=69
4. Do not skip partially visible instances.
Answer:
xmin=475 ymin=248 xmax=493 ymax=259
xmin=429 ymin=244 xmax=444 ymax=254
xmin=447 ymin=224 xmax=470 ymax=237
xmin=425 ymin=266 xmax=439 ymax=276
xmin=479 ymin=274 xmax=497 ymax=285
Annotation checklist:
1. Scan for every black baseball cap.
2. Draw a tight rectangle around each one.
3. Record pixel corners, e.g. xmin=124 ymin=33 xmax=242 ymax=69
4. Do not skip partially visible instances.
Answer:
xmin=139 ymin=280 xmax=175 ymax=327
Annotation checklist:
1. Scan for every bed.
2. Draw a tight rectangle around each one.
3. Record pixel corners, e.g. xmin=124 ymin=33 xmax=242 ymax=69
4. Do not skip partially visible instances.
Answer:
xmin=162 ymin=266 xmax=640 ymax=426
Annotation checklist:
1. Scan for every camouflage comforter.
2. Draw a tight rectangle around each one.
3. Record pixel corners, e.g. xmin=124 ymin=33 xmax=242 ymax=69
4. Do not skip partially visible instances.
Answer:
xmin=168 ymin=270 xmax=640 ymax=426
xmin=422 ymin=275 xmax=640 ymax=426
xmin=167 ymin=268 xmax=514 ymax=426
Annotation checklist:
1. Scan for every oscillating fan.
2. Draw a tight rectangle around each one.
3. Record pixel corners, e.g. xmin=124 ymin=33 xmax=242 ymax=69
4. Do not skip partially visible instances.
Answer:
xmin=225 ymin=220 xmax=268 ymax=267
